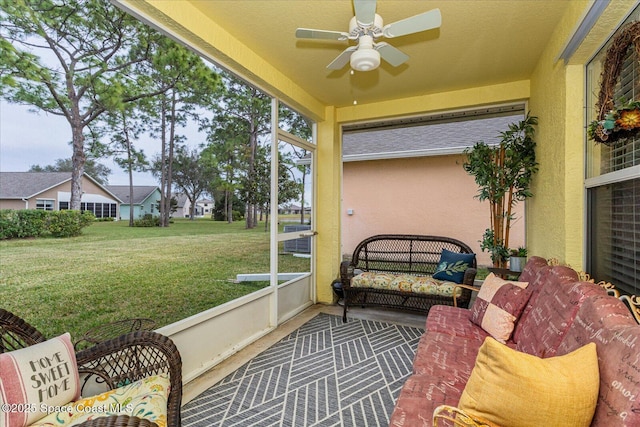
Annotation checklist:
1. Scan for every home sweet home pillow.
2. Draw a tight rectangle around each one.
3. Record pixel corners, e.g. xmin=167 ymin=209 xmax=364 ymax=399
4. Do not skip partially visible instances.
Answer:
xmin=0 ymin=333 xmax=80 ymax=427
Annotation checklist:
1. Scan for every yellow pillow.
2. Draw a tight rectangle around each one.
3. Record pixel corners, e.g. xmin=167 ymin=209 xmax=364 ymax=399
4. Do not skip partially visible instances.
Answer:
xmin=458 ymin=338 xmax=599 ymax=427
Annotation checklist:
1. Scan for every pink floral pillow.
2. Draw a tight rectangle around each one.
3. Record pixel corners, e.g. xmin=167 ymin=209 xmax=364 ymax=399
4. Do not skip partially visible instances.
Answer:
xmin=470 ymin=273 xmax=531 ymax=343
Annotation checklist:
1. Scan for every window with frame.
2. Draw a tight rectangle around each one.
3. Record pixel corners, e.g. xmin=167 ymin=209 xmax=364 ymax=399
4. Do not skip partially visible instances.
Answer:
xmin=36 ymin=199 xmax=54 ymax=211
xmin=586 ymin=9 xmax=640 ymax=296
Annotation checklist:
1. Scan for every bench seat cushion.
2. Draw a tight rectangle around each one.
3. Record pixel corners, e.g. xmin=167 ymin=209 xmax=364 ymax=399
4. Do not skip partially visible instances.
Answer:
xmin=350 ymin=272 xmax=462 ymax=297
xmin=29 ymin=374 xmax=170 ymax=427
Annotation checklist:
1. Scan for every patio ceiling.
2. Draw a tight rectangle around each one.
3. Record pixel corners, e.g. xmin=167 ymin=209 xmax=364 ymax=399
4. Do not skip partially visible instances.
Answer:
xmin=189 ymin=0 xmax=572 ymax=107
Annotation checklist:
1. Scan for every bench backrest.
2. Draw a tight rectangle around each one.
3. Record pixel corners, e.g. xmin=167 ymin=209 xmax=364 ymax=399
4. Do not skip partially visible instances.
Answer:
xmin=349 ymin=234 xmax=476 ymax=276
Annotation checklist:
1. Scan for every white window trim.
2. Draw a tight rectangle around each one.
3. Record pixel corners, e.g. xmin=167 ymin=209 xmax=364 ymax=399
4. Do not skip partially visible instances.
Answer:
xmin=585 ymin=164 xmax=640 ymax=188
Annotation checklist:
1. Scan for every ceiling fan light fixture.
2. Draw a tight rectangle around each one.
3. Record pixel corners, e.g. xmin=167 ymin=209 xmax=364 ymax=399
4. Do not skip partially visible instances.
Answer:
xmin=295 ymin=0 xmax=442 ymax=72
xmin=350 ymin=48 xmax=380 ymax=71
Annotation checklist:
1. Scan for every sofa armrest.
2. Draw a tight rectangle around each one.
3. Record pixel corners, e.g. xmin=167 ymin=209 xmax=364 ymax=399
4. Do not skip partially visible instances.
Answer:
xmin=453 ymin=284 xmax=481 ymax=308
xmin=75 ymin=331 xmax=182 ymax=427
xmin=433 ymin=405 xmax=492 ymax=427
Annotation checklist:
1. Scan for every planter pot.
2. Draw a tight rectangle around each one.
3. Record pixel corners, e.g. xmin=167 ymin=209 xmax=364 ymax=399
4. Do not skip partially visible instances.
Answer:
xmin=509 ymin=256 xmax=527 ymax=272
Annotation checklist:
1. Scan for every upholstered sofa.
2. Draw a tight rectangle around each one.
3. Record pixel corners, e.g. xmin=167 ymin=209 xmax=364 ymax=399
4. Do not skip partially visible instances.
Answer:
xmin=389 ymin=256 xmax=640 ymax=427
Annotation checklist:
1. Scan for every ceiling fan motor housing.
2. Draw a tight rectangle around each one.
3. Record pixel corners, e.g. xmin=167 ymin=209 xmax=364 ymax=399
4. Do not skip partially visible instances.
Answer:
xmin=350 ymin=47 xmax=381 ymax=71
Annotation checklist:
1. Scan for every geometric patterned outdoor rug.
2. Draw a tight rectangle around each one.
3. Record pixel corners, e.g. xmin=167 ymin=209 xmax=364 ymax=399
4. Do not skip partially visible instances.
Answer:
xmin=182 ymin=313 xmax=424 ymax=427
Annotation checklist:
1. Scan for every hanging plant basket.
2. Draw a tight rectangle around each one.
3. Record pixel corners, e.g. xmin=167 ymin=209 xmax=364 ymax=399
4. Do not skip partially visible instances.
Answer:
xmin=588 ymin=21 xmax=640 ymax=145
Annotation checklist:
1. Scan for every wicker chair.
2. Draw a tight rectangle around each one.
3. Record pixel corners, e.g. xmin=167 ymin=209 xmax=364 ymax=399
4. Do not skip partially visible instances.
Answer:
xmin=0 ymin=309 xmax=182 ymax=427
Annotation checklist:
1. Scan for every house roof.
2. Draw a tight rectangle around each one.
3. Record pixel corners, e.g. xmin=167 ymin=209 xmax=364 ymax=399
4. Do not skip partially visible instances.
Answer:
xmin=173 ymin=193 xmax=189 ymax=208
xmin=342 ymin=112 xmax=524 ymax=162
xmin=105 ymin=185 xmax=159 ymax=206
xmin=0 ymin=172 xmax=122 ymax=201
xmin=0 ymin=172 xmax=72 ymax=199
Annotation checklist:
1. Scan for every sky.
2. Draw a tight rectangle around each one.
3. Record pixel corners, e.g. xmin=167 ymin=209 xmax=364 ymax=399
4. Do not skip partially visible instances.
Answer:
xmin=0 ymin=99 xmax=205 ymax=186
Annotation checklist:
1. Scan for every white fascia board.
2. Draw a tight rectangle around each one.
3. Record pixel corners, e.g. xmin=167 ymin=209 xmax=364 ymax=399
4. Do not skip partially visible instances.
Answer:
xmin=343 ymin=146 xmax=473 ymax=162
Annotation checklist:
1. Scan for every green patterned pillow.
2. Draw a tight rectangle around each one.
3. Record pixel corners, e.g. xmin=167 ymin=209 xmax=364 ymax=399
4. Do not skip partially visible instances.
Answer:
xmin=432 ymin=249 xmax=475 ymax=284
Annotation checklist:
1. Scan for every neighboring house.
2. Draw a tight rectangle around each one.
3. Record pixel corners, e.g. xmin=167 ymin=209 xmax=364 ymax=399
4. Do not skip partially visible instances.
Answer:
xmin=105 ymin=185 xmax=161 ymax=220
xmin=0 ymin=172 xmax=121 ymax=219
xmin=174 ymin=193 xmax=190 ymax=218
xmin=197 ymin=199 xmax=214 ymax=217
xmin=279 ymin=204 xmax=311 ymax=215
xmin=174 ymin=193 xmax=212 ymax=218
xmin=342 ymin=112 xmax=526 ymax=266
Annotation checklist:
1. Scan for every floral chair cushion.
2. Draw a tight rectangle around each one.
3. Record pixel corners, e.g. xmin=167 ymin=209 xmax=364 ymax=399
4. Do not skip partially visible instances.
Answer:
xmin=351 ymin=272 xmax=462 ymax=297
xmin=28 ymin=374 xmax=170 ymax=427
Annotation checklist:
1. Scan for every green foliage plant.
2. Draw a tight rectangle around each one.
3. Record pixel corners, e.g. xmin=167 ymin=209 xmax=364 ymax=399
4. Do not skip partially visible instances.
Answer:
xmin=0 ymin=209 xmax=93 ymax=239
xmin=46 ymin=211 xmax=95 ymax=237
xmin=510 ymin=246 xmax=528 ymax=257
xmin=0 ymin=209 xmax=47 ymax=239
xmin=133 ymin=214 xmax=161 ymax=227
xmin=463 ymin=114 xmax=539 ymax=268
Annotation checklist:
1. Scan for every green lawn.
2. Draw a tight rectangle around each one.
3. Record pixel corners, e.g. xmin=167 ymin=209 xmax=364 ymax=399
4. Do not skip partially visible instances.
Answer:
xmin=0 ymin=218 xmax=309 ymax=341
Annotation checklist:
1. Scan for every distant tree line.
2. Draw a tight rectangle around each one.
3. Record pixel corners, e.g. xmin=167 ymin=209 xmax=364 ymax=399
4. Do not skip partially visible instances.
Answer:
xmin=1 ymin=0 xmax=311 ymax=228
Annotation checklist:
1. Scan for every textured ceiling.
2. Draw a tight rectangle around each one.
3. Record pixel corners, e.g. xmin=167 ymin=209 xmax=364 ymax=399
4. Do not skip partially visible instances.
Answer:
xmin=190 ymin=0 xmax=572 ymax=107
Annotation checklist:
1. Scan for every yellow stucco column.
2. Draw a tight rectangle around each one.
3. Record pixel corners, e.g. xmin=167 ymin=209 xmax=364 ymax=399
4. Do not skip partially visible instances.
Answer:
xmin=315 ymin=106 xmax=342 ymax=304
xmin=562 ymin=64 xmax=586 ymax=268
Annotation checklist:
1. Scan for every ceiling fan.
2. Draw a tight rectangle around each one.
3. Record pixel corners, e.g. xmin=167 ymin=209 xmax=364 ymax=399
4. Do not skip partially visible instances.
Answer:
xmin=295 ymin=0 xmax=441 ymax=72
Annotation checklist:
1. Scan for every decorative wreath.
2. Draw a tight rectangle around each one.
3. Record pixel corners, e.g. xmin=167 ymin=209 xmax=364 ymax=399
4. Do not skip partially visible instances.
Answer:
xmin=588 ymin=21 xmax=640 ymax=145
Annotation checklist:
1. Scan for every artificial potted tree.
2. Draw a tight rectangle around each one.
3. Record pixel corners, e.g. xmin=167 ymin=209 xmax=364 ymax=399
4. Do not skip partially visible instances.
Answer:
xmin=463 ymin=114 xmax=539 ymax=268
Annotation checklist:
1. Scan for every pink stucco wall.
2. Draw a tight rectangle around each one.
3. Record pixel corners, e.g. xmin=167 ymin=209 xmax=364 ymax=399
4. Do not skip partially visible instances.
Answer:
xmin=341 ymin=154 xmax=525 ymax=266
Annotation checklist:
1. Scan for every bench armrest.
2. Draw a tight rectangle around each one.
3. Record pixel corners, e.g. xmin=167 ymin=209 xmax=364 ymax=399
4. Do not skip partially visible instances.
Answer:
xmin=340 ymin=260 xmax=355 ymax=287
xmin=462 ymin=268 xmax=477 ymax=286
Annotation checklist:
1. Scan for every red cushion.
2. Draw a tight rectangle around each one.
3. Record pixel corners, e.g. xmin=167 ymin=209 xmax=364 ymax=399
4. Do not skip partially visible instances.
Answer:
xmin=556 ymin=294 xmax=640 ymax=426
xmin=389 ymin=374 xmax=464 ymax=427
xmin=425 ymin=305 xmax=491 ymax=341
xmin=515 ymin=278 xmax=605 ymax=357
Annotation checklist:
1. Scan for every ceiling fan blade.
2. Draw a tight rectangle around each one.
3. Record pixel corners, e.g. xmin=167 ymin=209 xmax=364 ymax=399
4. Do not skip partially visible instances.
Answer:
xmin=327 ymin=46 xmax=358 ymax=70
xmin=382 ymin=8 xmax=442 ymax=38
xmin=296 ymin=28 xmax=350 ymax=41
xmin=353 ymin=0 xmax=377 ymax=26
xmin=375 ymin=43 xmax=409 ymax=67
